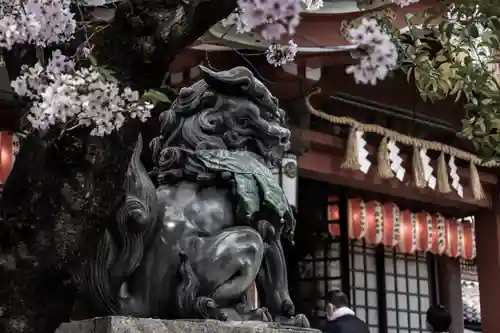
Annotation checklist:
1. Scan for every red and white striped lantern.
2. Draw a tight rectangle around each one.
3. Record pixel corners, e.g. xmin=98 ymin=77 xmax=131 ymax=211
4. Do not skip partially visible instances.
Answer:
xmin=332 ymin=198 xmax=476 ymax=259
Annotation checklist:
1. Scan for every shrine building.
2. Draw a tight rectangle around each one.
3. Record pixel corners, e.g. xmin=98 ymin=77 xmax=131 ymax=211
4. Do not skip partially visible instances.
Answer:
xmin=0 ymin=2 xmax=497 ymax=333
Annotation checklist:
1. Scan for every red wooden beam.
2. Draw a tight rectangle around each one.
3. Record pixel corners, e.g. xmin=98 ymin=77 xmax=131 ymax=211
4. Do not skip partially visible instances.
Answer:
xmin=296 ymin=128 xmax=494 ymax=212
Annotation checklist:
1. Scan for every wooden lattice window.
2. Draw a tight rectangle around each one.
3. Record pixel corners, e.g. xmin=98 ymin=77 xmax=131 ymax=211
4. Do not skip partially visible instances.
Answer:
xmin=294 ymin=186 xmax=437 ymax=333
xmin=349 ymin=240 xmax=379 ymax=333
xmin=385 ymin=249 xmax=431 ymax=333
xmin=296 ymin=194 xmax=344 ymax=329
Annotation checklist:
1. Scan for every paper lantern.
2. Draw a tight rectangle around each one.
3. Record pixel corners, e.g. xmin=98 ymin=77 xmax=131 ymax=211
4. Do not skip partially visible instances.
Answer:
xmin=343 ymin=198 xmax=476 ymax=259
xmin=0 ymin=132 xmax=14 ymax=185
xmin=272 ymin=152 xmax=298 ymax=208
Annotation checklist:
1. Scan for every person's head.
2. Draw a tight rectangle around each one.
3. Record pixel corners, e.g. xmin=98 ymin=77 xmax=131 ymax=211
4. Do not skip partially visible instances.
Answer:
xmin=426 ymin=304 xmax=451 ymax=332
xmin=325 ymin=290 xmax=349 ymax=318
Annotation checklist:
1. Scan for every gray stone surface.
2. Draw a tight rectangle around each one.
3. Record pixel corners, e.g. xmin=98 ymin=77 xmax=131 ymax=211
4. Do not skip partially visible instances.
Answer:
xmin=55 ymin=317 xmax=322 ymax=333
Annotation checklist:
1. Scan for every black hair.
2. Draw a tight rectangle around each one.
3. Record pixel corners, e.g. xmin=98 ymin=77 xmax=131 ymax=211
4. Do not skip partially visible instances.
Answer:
xmin=326 ymin=290 xmax=349 ymax=308
xmin=426 ymin=304 xmax=451 ymax=332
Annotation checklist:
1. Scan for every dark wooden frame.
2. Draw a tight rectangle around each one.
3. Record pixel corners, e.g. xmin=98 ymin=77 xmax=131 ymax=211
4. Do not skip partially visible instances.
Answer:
xmin=291 ymin=182 xmax=439 ymax=332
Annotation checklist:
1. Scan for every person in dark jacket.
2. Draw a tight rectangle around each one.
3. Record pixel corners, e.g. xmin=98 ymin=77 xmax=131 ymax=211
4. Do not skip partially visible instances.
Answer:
xmin=324 ymin=290 xmax=370 ymax=333
xmin=426 ymin=305 xmax=451 ymax=333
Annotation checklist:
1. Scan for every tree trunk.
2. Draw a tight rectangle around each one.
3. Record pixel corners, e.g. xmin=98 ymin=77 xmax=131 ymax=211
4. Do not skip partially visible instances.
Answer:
xmin=0 ymin=127 xmax=139 ymax=333
xmin=0 ymin=1 xmax=236 ymax=332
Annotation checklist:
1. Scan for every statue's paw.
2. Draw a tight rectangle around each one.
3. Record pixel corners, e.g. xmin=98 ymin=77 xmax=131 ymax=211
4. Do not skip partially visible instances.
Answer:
xmin=290 ymin=314 xmax=310 ymax=328
xmin=281 ymin=299 xmax=295 ymax=317
xmin=275 ymin=314 xmax=310 ymax=328
xmin=239 ymin=307 xmax=273 ymax=322
xmin=193 ymin=296 xmax=228 ymax=321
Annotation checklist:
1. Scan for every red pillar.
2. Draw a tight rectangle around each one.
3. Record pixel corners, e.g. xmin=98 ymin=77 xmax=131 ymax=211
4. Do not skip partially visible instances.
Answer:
xmin=436 ymin=256 xmax=464 ymax=333
xmin=437 ymin=256 xmax=464 ymax=333
xmin=475 ymin=208 xmax=500 ymax=333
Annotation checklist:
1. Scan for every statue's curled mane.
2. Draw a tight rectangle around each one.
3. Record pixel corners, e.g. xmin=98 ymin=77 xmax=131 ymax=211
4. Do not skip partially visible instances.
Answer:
xmin=150 ymin=66 xmax=291 ymax=185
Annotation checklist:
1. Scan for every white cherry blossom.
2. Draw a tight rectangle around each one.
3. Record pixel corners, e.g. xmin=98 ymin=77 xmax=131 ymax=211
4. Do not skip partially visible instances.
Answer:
xmin=346 ymin=19 xmax=398 ymax=85
xmin=236 ymin=0 xmax=301 ymax=41
xmin=302 ymin=0 xmax=324 ymax=11
xmin=392 ymin=0 xmax=420 ymax=7
xmin=266 ymin=40 xmax=298 ymax=67
xmin=0 ymin=0 xmax=76 ymax=50
xmin=11 ymin=50 xmax=154 ymax=136
xmin=221 ymin=11 xmax=252 ymax=34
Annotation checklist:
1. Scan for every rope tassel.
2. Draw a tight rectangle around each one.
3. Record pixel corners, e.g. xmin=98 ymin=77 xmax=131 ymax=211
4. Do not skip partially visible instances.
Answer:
xmin=437 ymin=152 xmax=451 ymax=194
xmin=377 ymin=137 xmax=394 ymax=179
xmin=342 ymin=127 xmax=361 ymax=170
xmin=304 ymin=89 xmax=491 ymax=202
xmin=469 ymin=161 xmax=485 ymax=200
xmin=412 ymin=147 xmax=426 ymax=188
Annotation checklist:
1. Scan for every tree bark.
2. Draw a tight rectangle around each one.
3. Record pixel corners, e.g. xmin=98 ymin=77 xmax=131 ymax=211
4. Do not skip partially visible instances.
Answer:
xmin=0 ymin=128 xmax=139 ymax=333
xmin=0 ymin=1 xmax=236 ymax=332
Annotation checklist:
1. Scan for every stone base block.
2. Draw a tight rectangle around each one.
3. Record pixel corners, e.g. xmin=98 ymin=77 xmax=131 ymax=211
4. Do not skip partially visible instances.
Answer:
xmin=56 ymin=317 xmax=322 ymax=333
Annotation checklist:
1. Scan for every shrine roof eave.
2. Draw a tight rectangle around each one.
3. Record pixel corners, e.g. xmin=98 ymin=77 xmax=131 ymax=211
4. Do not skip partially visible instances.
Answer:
xmin=191 ymin=42 xmax=357 ymax=55
xmin=202 ymin=0 xmax=439 ymax=51
xmin=201 ymin=22 xmax=362 ymax=54
xmin=299 ymin=0 xmax=438 ymax=17
xmin=187 ymin=42 xmax=356 ymax=69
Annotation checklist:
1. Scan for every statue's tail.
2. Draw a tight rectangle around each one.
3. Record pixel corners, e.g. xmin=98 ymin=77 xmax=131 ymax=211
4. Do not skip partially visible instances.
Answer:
xmin=85 ymin=135 xmax=160 ymax=315
xmin=176 ymin=251 xmax=200 ymax=317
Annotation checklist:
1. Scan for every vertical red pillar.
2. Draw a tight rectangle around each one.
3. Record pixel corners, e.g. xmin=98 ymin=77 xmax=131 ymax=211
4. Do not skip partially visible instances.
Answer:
xmin=475 ymin=61 xmax=500 ymax=333
xmin=475 ymin=207 xmax=500 ymax=333
xmin=436 ymin=256 xmax=464 ymax=333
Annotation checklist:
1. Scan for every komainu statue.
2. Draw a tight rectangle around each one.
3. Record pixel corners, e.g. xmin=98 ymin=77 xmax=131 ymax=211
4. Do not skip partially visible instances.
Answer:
xmin=84 ymin=66 xmax=308 ymax=327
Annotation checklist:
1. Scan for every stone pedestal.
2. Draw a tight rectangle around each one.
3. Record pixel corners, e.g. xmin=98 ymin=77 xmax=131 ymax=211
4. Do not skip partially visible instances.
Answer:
xmin=55 ymin=317 xmax=322 ymax=333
